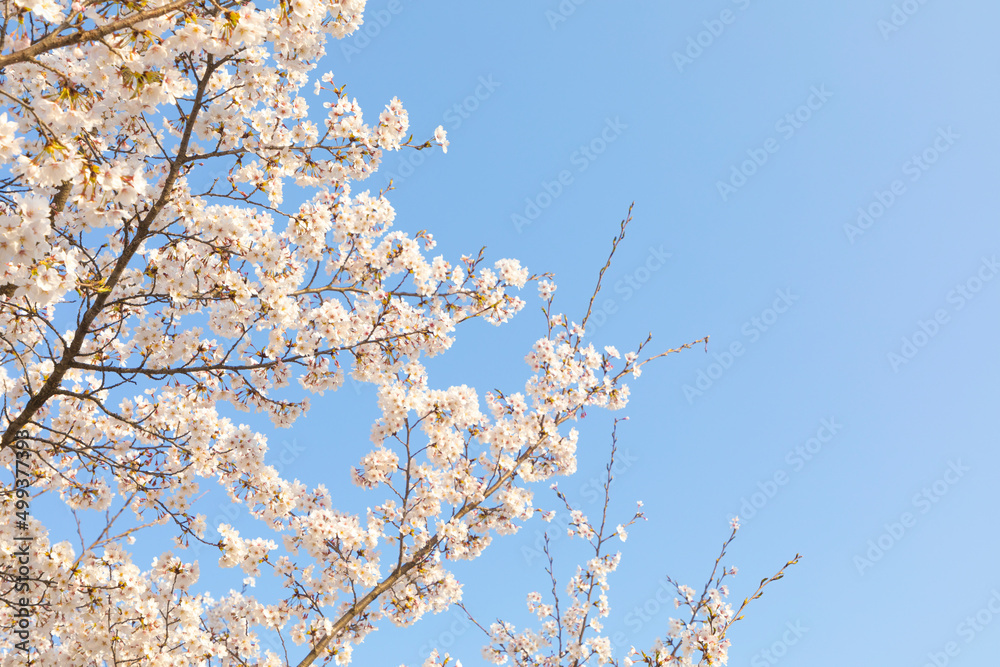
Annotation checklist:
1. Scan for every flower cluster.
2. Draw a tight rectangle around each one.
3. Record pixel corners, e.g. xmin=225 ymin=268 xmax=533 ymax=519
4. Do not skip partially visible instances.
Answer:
xmin=0 ymin=2 xmax=796 ymax=665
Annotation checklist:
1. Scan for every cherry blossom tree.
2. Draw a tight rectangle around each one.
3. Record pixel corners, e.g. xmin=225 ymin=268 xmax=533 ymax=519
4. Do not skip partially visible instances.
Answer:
xmin=0 ymin=0 xmax=796 ymax=664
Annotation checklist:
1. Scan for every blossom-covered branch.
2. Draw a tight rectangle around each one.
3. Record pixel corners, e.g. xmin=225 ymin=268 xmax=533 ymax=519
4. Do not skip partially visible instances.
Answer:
xmin=0 ymin=0 xmax=795 ymax=663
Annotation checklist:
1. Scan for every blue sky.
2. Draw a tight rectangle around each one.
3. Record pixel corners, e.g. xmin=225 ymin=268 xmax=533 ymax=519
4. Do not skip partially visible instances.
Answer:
xmin=47 ymin=1 xmax=999 ymax=665
xmin=305 ymin=1 xmax=999 ymax=664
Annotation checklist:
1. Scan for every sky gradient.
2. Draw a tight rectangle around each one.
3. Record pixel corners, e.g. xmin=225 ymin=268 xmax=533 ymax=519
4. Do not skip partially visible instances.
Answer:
xmin=321 ymin=2 xmax=1000 ymax=664
xmin=55 ymin=2 xmax=999 ymax=665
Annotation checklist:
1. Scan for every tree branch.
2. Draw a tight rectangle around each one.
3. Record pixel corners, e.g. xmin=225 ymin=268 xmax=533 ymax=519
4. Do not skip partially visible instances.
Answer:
xmin=0 ymin=0 xmax=194 ymax=69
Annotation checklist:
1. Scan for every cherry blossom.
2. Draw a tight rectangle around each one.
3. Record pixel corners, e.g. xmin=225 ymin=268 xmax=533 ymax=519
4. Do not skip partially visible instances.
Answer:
xmin=0 ymin=2 xmax=797 ymax=665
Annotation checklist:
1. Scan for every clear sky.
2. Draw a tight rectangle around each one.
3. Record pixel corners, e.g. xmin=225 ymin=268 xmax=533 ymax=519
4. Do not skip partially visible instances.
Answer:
xmin=83 ymin=1 xmax=1000 ymax=665
xmin=316 ymin=1 xmax=1000 ymax=664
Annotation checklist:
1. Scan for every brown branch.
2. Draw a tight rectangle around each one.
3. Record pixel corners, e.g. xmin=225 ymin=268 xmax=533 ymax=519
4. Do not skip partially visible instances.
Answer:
xmin=0 ymin=0 xmax=194 ymax=70
xmin=0 ymin=55 xmax=218 ymax=450
xmin=294 ymin=427 xmax=562 ymax=667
